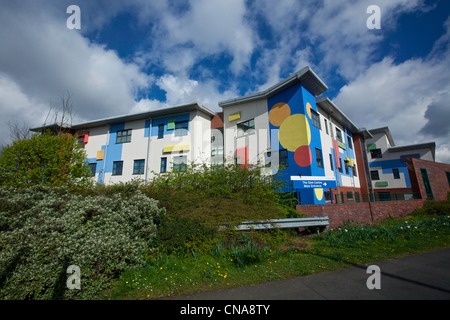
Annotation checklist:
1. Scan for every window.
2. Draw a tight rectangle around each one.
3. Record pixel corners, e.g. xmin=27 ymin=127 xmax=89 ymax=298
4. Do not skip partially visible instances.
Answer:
xmin=116 ymin=129 xmax=132 ymax=144
xmin=112 ymin=161 xmax=123 ymax=175
xmin=133 ymin=159 xmax=145 ymax=175
xmin=160 ymin=157 xmax=167 ymax=173
xmin=311 ymin=110 xmax=321 ymax=129
xmin=279 ymin=149 xmax=288 ymax=168
xmin=446 ymin=171 xmax=450 ymax=187
xmin=393 ymin=168 xmax=400 ymax=179
xmin=370 ymin=170 xmax=380 ymax=180
xmin=89 ymin=163 xmax=97 ymax=177
xmin=315 ymin=148 xmax=323 ymax=168
xmin=173 ymin=156 xmax=187 ymax=172
xmin=329 ymin=154 xmax=334 ymax=171
xmin=324 ymin=119 xmax=329 ymax=134
xmin=175 ymin=121 xmax=188 ymax=136
xmin=347 ymin=136 xmax=353 ymax=149
xmin=78 ymin=135 xmax=86 ymax=148
xmin=158 ymin=124 xmax=164 ymax=139
xmin=335 ymin=128 xmax=343 ymax=142
xmin=237 ymin=119 xmax=255 ymax=137
xmin=370 ymin=148 xmax=382 ymax=159
xmin=338 ymin=159 xmax=343 ymax=173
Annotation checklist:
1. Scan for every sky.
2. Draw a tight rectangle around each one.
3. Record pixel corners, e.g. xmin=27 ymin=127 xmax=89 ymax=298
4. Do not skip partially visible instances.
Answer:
xmin=0 ymin=0 xmax=449 ymax=163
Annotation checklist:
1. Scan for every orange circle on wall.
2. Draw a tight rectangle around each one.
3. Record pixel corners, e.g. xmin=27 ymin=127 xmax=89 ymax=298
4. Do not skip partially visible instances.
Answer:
xmin=269 ymin=103 xmax=291 ymax=126
xmin=306 ymin=102 xmax=312 ymax=119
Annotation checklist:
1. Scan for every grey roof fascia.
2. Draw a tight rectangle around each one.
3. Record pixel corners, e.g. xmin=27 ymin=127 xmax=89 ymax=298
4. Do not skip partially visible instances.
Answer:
xmin=315 ymin=96 xmax=360 ymax=134
xmin=32 ymin=102 xmax=216 ymax=132
xmin=219 ymin=66 xmax=328 ymax=108
xmin=388 ymin=142 xmax=436 ymax=153
xmin=368 ymin=127 xmax=395 ymax=146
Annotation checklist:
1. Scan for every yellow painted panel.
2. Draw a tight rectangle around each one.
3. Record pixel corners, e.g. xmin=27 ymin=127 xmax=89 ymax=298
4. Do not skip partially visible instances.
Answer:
xmin=96 ymin=150 xmax=104 ymax=160
xmin=228 ymin=112 xmax=241 ymax=122
xmin=163 ymin=143 xmax=191 ymax=153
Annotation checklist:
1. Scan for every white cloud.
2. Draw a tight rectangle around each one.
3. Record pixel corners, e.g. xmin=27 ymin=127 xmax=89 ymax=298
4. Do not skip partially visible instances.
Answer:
xmin=334 ymin=53 xmax=450 ymax=164
xmin=131 ymin=74 xmax=238 ymax=114
xmin=0 ymin=1 xmax=152 ymax=146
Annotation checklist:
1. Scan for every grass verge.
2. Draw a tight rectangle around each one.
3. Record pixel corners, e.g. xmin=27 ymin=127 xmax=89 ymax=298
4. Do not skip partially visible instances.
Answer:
xmin=105 ymin=213 xmax=450 ymax=300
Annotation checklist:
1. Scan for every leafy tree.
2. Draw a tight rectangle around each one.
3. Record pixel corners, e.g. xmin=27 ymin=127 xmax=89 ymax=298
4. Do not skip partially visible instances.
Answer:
xmin=0 ymin=132 xmax=92 ymax=188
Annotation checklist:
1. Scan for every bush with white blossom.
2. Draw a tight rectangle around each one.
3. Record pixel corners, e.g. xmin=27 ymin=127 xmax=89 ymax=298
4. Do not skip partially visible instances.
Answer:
xmin=0 ymin=185 xmax=165 ymax=300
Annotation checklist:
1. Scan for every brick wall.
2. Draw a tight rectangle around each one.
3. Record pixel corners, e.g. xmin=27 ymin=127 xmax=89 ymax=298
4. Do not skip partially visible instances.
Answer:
xmin=297 ymin=199 xmax=425 ymax=228
xmin=407 ymin=158 xmax=450 ymax=201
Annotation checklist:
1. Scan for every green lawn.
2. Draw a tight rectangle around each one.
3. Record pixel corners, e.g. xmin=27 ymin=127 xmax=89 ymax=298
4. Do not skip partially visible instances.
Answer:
xmin=105 ymin=213 xmax=450 ymax=300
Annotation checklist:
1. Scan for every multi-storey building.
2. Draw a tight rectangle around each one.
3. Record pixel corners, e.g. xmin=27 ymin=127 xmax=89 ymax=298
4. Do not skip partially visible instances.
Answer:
xmin=364 ymin=126 xmax=435 ymax=200
xmin=55 ymin=103 xmax=215 ymax=184
xmin=31 ymin=66 xmax=447 ymax=204
xmin=219 ymin=67 xmax=362 ymax=204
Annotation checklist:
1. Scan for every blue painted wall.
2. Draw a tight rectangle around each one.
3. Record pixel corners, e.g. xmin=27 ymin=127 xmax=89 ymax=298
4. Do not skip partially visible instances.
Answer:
xmin=267 ymin=83 xmax=326 ymax=204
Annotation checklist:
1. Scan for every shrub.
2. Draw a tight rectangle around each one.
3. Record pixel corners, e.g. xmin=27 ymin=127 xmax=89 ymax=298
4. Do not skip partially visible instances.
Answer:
xmin=0 ymin=186 xmax=165 ymax=300
xmin=0 ymin=133 xmax=92 ymax=189
xmin=150 ymin=214 xmax=216 ymax=256
xmin=413 ymin=199 xmax=450 ymax=216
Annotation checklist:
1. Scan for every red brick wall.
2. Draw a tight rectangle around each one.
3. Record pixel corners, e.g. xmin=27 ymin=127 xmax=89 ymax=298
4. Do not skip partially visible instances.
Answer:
xmin=297 ymin=199 xmax=425 ymax=228
xmin=352 ymin=133 xmax=370 ymax=194
xmin=407 ymin=158 xmax=450 ymax=201
xmin=211 ymin=112 xmax=224 ymax=129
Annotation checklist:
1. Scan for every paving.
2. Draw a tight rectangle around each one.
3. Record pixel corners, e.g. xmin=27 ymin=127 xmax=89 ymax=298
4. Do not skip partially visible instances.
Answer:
xmin=170 ymin=247 xmax=450 ymax=300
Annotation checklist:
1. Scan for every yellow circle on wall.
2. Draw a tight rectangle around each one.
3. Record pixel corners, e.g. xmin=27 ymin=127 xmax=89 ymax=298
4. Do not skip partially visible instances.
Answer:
xmin=278 ymin=114 xmax=311 ymax=152
xmin=269 ymin=103 xmax=291 ymax=127
xmin=314 ymin=188 xmax=324 ymax=201
xmin=306 ymin=102 xmax=312 ymax=119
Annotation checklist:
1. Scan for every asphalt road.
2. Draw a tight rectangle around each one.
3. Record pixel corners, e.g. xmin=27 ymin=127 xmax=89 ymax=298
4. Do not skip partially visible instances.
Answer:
xmin=171 ymin=247 xmax=450 ymax=300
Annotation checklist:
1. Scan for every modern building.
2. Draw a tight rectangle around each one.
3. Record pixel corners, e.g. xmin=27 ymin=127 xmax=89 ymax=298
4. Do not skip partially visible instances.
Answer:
xmin=364 ymin=126 xmax=435 ymax=200
xmin=30 ymin=66 xmax=449 ymax=205
xmin=33 ymin=102 xmax=216 ymax=185
xmin=219 ymin=67 xmax=362 ymax=205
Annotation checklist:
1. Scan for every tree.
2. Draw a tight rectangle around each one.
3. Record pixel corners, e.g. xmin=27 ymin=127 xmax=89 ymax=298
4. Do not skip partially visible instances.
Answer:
xmin=0 ymin=132 xmax=92 ymax=188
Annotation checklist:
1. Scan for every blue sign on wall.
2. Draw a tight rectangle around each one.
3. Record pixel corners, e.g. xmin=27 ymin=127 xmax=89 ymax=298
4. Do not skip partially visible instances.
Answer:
xmin=291 ymin=176 xmax=337 ymax=189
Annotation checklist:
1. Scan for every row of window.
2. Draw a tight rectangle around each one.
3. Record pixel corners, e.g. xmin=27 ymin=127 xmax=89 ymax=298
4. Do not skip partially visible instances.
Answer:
xmin=264 ymin=148 xmax=357 ymax=176
xmin=89 ymin=156 xmax=188 ymax=177
xmin=235 ymin=113 xmax=354 ymax=150
xmin=115 ymin=120 xmax=189 ymax=144
xmin=370 ymin=168 xmax=401 ymax=181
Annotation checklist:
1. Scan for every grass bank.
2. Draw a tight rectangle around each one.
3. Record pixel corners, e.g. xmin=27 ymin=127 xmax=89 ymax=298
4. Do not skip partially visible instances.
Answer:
xmin=106 ymin=211 xmax=450 ymax=300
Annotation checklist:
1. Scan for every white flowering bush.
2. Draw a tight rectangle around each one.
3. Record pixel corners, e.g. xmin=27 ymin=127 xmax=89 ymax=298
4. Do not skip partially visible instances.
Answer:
xmin=0 ymin=186 xmax=165 ymax=300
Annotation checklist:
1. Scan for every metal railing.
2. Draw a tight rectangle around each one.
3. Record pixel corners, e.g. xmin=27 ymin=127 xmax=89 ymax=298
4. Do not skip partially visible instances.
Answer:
xmin=220 ymin=216 xmax=329 ymax=231
xmin=334 ymin=192 xmax=420 ymax=204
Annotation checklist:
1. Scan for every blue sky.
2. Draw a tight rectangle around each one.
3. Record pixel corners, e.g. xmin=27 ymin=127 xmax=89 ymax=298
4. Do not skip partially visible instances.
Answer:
xmin=0 ymin=0 xmax=449 ymax=162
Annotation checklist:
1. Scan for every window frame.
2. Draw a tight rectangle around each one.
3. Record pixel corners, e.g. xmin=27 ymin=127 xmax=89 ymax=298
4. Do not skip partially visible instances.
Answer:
xmin=133 ymin=159 xmax=145 ymax=175
xmin=370 ymin=170 xmax=380 ymax=181
xmin=158 ymin=124 xmax=164 ymax=139
xmin=160 ymin=157 xmax=167 ymax=173
xmin=112 ymin=161 xmax=123 ymax=176
xmin=370 ymin=148 xmax=383 ymax=159
xmin=116 ymin=129 xmax=132 ymax=144
xmin=89 ymin=163 xmax=97 ymax=177
xmin=393 ymin=168 xmax=400 ymax=179
xmin=175 ymin=120 xmax=189 ymax=136
xmin=315 ymin=148 xmax=323 ymax=168
xmin=173 ymin=155 xmax=187 ymax=172
xmin=237 ymin=119 xmax=255 ymax=138
xmin=311 ymin=109 xmax=321 ymax=129
xmin=335 ymin=128 xmax=343 ymax=143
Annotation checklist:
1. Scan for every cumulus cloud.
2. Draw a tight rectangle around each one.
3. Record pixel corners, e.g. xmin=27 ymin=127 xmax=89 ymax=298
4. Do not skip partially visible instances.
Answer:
xmin=0 ymin=1 xmax=152 ymax=146
xmin=334 ymin=24 xmax=450 ymax=164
